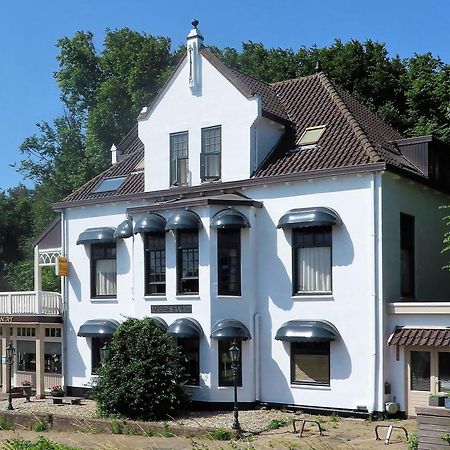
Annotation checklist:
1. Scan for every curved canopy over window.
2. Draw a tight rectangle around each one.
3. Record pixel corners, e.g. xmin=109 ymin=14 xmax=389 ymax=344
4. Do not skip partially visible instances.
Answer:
xmin=277 ymin=207 xmax=341 ymax=229
xmin=76 ymin=227 xmax=116 ymax=245
xmin=114 ymin=219 xmax=133 ymax=239
xmin=133 ymin=213 xmax=166 ymax=234
xmin=149 ymin=316 xmax=168 ymax=332
xmin=210 ymin=209 xmax=250 ymax=229
xmin=77 ymin=319 xmax=120 ymax=337
xmin=165 ymin=210 xmax=202 ymax=231
xmin=210 ymin=319 xmax=251 ymax=340
xmin=168 ymin=318 xmax=203 ymax=338
xmin=275 ymin=320 xmax=339 ymax=342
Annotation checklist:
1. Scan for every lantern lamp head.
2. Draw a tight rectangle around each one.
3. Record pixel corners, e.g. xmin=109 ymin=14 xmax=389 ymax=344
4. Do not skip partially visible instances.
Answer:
xmin=229 ymin=341 xmax=240 ymax=364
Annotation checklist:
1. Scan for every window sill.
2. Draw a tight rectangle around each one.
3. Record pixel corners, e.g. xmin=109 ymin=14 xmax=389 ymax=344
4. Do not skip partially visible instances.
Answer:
xmin=290 ymin=384 xmax=331 ymax=391
xmin=90 ymin=298 xmax=118 ymax=304
xmin=175 ymin=295 xmax=201 ymax=301
xmin=218 ymin=386 xmax=244 ymax=390
xmin=292 ymin=293 xmax=333 ymax=301
xmin=217 ymin=295 xmax=243 ymax=300
xmin=143 ymin=296 xmax=167 ymax=301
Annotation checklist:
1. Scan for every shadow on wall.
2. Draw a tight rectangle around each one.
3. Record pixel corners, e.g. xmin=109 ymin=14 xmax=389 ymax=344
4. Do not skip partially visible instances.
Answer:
xmin=66 ymin=319 xmax=87 ymax=379
xmin=68 ymin=262 xmax=82 ymax=302
xmin=116 ymin=239 xmax=131 ymax=275
xmin=333 ymin=223 xmax=354 ymax=267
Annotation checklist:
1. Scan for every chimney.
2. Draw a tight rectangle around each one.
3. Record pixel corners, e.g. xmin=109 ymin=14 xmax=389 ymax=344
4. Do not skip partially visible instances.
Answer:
xmin=110 ymin=144 xmax=117 ymax=165
xmin=187 ymin=19 xmax=203 ymax=92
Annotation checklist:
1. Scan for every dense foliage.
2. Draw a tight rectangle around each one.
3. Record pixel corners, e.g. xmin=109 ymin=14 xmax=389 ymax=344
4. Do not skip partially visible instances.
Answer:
xmin=3 ymin=30 xmax=450 ymax=285
xmin=92 ymin=318 xmax=188 ymax=420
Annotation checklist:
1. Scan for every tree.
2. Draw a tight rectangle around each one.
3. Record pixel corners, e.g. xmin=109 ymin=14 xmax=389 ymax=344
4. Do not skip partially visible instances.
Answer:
xmin=92 ymin=318 xmax=188 ymax=421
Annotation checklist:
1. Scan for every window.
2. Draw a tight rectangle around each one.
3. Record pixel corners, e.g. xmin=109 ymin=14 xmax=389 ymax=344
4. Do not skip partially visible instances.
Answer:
xmin=400 ymin=213 xmax=415 ymax=298
xmin=201 ymin=126 xmax=221 ymax=181
xmin=144 ymin=233 xmax=166 ymax=295
xmin=17 ymin=327 xmax=36 ymax=337
xmin=17 ymin=340 xmax=36 ymax=372
xmin=45 ymin=327 xmax=62 ymax=338
xmin=218 ymin=339 xmax=242 ymax=387
xmin=217 ymin=229 xmax=241 ymax=295
xmin=91 ymin=337 xmax=108 ymax=375
xmin=44 ymin=342 xmax=62 ymax=374
xmin=91 ymin=243 xmax=117 ymax=298
xmin=410 ymin=351 xmax=430 ymax=391
xmin=177 ymin=338 xmax=200 ymax=385
xmin=177 ymin=230 xmax=199 ymax=294
xmin=170 ymin=132 xmax=189 ymax=186
xmin=91 ymin=176 xmax=127 ymax=194
xmin=291 ymin=341 xmax=330 ymax=386
xmin=293 ymin=227 xmax=332 ymax=294
xmin=296 ymin=125 xmax=326 ymax=146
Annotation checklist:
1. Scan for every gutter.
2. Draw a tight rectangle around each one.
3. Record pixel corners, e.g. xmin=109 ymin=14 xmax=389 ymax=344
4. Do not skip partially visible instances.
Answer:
xmin=53 ymin=162 xmax=387 ymax=210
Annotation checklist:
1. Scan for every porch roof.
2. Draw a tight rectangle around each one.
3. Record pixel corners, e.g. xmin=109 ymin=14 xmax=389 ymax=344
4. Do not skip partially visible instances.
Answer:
xmin=388 ymin=327 xmax=450 ymax=347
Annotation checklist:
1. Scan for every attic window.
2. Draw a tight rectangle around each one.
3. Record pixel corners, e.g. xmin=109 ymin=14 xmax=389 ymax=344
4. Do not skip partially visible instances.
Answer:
xmin=91 ymin=176 xmax=127 ymax=194
xmin=297 ymin=125 xmax=326 ymax=146
xmin=134 ymin=159 xmax=144 ymax=172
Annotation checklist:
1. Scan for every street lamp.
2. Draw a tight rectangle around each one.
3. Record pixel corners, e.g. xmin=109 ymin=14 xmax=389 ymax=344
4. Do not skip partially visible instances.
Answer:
xmin=229 ymin=340 xmax=241 ymax=431
xmin=5 ymin=342 xmax=15 ymax=411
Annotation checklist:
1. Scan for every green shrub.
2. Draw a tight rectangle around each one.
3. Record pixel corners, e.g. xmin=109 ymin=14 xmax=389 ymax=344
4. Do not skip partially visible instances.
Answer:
xmin=209 ymin=428 xmax=234 ymax=441
xmin=266 ymin=418 xmax=288 ymax=430
xmin=408 ymin=431 xmax=418 ymax=450
xmin=442 ymin=432 xmax=450 ymax=443
xmin=91 ymin=318 xmax=188 ymax=421
xmin=32 ymin=421 xmax=47 ymax=432
xmin=110 ymin=419 xmax=122 ymax=435
xmin=1 ymin=436 xmax=81 ymax=449
xmin=0 ymin=418 xmax=12 ymax=430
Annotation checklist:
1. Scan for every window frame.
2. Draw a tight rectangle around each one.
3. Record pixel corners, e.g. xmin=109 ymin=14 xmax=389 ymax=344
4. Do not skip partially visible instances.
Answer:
xmin=400 ymin=213 xmax=415 ymax=298
xmin=292 ymin=226 xmax=332 ymax=295
xmin=218 ymin=339 xmax=242 ymax=387
xmin=90 ymin=242 xmax=117 ymax=299
xmin=290 ymin=341 xmax=330 ymax=386
xmin=144 ymin=232 xmax=166 ymax=296
xmin=176 ymin=230 xmax=199 ymax=295
xmin=201 ymin=125 xmax=222 ymax=182
xmin=170 ymin=131 xmax=189 ymax=186
xmin=217 ymin=229 xmax=241 ymax=296
xmin=177 ymin=337 xmax=200 ymax=386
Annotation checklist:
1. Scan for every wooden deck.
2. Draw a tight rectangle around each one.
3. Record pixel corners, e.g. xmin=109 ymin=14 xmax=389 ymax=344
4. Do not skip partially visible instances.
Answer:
xmin=416 ymin=406 xmax=450 ymax=449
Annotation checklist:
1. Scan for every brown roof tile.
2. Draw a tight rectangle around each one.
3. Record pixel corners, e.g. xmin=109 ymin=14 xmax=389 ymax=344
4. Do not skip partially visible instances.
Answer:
xmin=388 ymin=327 xmax=450 ymax=347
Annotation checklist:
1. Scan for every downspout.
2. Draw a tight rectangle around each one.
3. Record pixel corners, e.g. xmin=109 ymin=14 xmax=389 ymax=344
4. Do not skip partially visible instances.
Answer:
xmin=61 ymin=209 xmax=68 ymax=390
xmin=128 ymin=214 xmax=135 ymax=303
xmin=254 ymin=313 xmax=260 ymax=402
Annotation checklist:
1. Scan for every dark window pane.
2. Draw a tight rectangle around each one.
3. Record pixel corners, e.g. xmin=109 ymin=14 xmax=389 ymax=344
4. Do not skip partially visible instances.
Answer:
xmin=17 ymin=340 xmax=36 ymax=372
xmin=438 ymin=352 xmax=450 ymax=392
xmin=91 ymin=243 xmax=117 ymax=297
xmin=145 ymin=233 xmax=166 ymax=295
xmin=170 ymin=132 xmax=189 ymax=186
xmin=400 ymin=213 xmax=415 ymax=298
xmin=218 ymin=339 xmax=242 ymax=387
xmin=218 ymin=229 xmax=241 ymax=295
xmin=177 ymin=231 xmax=199 ymax=294
xmin=293 ymin=227 xmax=332 ymax=293
xmin=44 ymin=342 xmax=62 ymax=374
xmin=178 ymin=338 xmax=200 ymax=385
xmin=410 ymin=351 xmax=430 ymax=391
xmin=201 ymin=126 xmax=221 ymax=181
xmin=291 ymin=342 xmax=330 ymax=385
xmin=91 ymin=337 xmax=108 ymax=375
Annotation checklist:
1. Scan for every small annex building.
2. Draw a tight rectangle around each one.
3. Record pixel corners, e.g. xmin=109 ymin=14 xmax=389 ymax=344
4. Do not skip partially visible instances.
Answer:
xmin=51 ymin=21 xmax=450 ymax=416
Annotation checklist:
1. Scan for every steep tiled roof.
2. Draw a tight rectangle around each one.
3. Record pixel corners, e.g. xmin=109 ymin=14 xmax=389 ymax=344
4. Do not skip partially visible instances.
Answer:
xmin=58 ymin=50 xmax=426 ymax=206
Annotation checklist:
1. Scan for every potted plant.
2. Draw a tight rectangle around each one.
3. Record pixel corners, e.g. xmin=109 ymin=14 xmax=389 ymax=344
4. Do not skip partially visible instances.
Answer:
xmin=429 ymin=393 xmax=447 ymax=407
xmin=50 ymin=385 xmax=64 ymax=397
xmin=21 ymin=380 xmax=33 ymax=401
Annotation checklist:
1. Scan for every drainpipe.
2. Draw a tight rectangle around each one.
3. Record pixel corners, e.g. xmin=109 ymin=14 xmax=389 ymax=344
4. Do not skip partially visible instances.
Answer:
xmin=61 ymin=209 xmax=68 ymax=393
xmin=254 ymin=313 xmax=260 ymax=402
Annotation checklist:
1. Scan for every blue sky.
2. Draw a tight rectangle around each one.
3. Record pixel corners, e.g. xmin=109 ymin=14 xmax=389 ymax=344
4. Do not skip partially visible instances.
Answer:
xmin=1 ymin=0 xmax=449 ymax=190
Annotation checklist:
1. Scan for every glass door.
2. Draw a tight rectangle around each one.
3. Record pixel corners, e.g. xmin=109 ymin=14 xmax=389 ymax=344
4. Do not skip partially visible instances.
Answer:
xmin=438 ymin=351 xmax=450 ymax=394
xmin=408 ymin=350 xmax=432 ymax=416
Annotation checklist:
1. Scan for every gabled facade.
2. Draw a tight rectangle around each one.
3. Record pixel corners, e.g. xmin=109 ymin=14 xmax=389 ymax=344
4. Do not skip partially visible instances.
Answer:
xmin=54 ymin=22 xmax=450 ymax=416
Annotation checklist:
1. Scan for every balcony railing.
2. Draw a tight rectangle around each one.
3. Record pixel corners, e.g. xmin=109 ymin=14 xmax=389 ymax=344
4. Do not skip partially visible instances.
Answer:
xmin=0 ymin=291 xmax=62 ymax=315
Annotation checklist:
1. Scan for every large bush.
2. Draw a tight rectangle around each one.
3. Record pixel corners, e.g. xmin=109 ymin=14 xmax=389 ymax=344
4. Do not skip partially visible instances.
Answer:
xmin=92 ymin=317 xmax=188 ymax=420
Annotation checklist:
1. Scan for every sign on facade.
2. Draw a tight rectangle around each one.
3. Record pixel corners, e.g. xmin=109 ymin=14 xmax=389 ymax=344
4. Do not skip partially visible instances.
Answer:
xmin=55 ymin=256 xmax=69 ymax=276
xmin=151 ymin=305 xmax=192 ymax=314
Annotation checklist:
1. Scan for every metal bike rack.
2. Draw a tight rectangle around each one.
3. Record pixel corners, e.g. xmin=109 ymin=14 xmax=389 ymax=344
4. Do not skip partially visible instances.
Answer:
xmin=375 ymin=424 xmax=408 ymax=445
xmin=292 ymin=419 xmax=323 ymax=437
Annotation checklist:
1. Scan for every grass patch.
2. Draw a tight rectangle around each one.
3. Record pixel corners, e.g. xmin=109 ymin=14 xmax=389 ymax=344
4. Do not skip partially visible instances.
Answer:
xmin=266 ymin=418 xmax=289 ymax=430
xmin=110 ymin=419 xmax=122 ymax=435
xmin=0 ymin=419 xmax=12 ymax=430
xmin=1 ymin=437 xmax=81 ymax=450
xmin=32 ymin=421 xmax=47 ymax=432
xmin=208 ymin=428 xmax=234 ymax=441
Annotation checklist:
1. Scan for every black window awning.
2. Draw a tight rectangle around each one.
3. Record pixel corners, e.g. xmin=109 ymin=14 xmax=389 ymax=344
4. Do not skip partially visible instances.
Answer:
xmin=275 ymin=320 xmax=339 ymax=342
xmin=165 ymin=210 xmax=202 ymax=231
xmin=277 ymin=207 xmax=341 ymax=229
xmin=149 ymin=316 xmax=168 ymax=332
xmin=210 ymin=319 xmax=251 ymax=340
xmin=114 ymin=219 xmax=133 ymax=239
xmin=168 ymin=318 xmax=203 ymax=338
xmin=133 ymin=213 xmax=166 ymax=234
xmin=77 ymin=319 xmax=120 ymax=337
xmin=76 ymin=227 xmax=116 ymax=245
xmin=210 ymin=209 xmax=250 ymax=229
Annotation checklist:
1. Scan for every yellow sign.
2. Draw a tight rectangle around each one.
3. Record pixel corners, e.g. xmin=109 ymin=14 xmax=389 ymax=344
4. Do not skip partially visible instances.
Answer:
xmin=56 ymin=256 xmax=69 ymax=277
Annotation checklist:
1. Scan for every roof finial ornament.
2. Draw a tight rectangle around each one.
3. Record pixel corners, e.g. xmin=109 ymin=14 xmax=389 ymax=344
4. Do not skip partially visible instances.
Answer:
xmin=191 ymin=19 xmax=199 ymax=29
xmin=315 ymin=59 xmax=322 ymax=73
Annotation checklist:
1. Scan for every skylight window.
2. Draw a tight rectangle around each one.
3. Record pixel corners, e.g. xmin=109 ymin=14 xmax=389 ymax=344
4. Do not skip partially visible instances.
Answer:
xmin=134 ymin=159 xmax=144 ymax=172
xmin=91 ymin=176 xmax=127 ymax=194
xmin=297 ymin=125 xmax=326 ymax=146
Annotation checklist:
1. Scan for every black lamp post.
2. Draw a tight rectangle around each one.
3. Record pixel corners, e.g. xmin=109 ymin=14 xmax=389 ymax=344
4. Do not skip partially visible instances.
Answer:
xmin=99 ymin=342 xmax=110 ymax=366
xmin=5 ymin=342 xmax=15 ymax=411
xmin=229 ymin=340 xmax=241 ymax=431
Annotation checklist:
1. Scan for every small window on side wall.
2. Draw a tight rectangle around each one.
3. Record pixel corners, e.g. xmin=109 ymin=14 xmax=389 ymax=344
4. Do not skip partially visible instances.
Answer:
xmin=170 ymin=131 xmax=189 ymax=186
xmin=293 ymin=226 xmax=332 ymax=294
xmin=218 ymin=339 xmax=242 ymax=387
xmin=201 ymin=126 xmax=221 ymax=181
xmin=91 ymin=243 xmax=117 ymax=298
xmin=144 ymin=233 xmax=166 ymax=295
xmin=217 ymin=229 xmax=241 ymax=296
xmin=291 ymin=341 xmax=330 ymax=386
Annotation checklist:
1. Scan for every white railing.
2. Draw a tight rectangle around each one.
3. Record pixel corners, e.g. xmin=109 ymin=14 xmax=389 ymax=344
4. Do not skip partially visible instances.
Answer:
xmin=0 ymin=291 xmax=62 ymax=315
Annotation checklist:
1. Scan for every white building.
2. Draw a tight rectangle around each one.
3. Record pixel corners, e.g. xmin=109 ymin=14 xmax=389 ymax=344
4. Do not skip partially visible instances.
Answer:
xmin=52 ymin=22 xmax=450 ymax=416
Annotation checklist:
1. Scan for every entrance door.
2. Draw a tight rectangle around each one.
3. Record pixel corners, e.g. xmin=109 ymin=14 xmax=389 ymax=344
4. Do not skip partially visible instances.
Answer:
xmin=407 ymin=348 xmax=450 ymax=416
